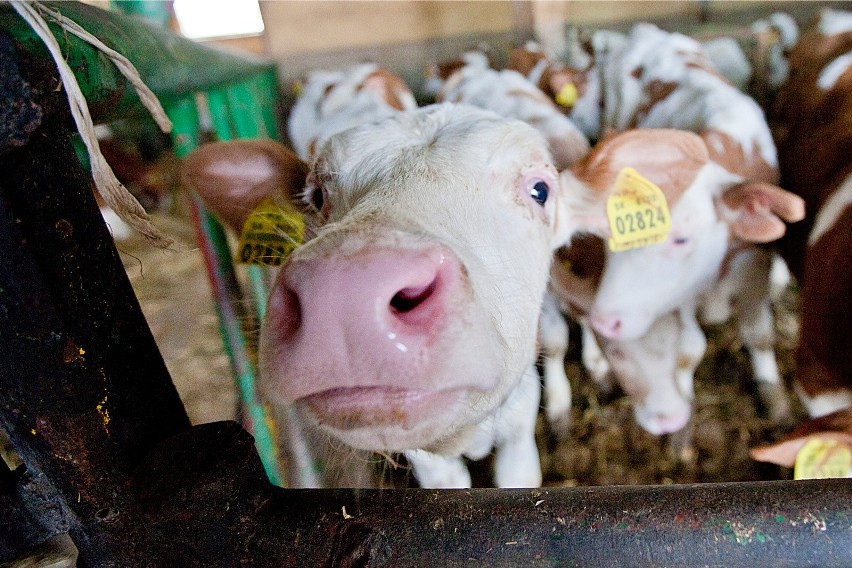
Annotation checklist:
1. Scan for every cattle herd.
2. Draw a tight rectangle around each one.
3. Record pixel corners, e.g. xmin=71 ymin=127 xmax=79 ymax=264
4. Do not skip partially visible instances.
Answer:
xmin=181 ymin=9 xmax=852 ymax=488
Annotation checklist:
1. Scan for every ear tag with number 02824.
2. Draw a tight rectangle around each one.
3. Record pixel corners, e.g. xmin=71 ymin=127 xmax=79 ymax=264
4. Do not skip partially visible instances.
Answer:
xmin=606 ymin=167 xmax=672 ymax=252
xmin=794 ymin=437 xmax=852 ymax=480
xmin=236 ymin=199 xmax=304 ymax=267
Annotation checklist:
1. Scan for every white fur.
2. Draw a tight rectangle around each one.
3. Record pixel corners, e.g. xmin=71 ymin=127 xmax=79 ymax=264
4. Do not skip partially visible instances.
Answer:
xmin=435 ymin=55 xmax=590 ymax=169
xmin=819 ymin=9 xmax=852 ymax=37
xmin=752 ymin=12 xmax=800 ymax=89
xmin=796 ymin=384 xmax=852 ymax=418
xmin=288 ymin=63 xmax=417 ymax=160
xmin=817 ymin=52 xmax=852 ymax=91
xmin=809 ymin=173 xmax=852 ymax=246
xmin=702 ymin=36 xmax=753 ymax=91
xmin=539 ymin=292 xmax=572 ymax=434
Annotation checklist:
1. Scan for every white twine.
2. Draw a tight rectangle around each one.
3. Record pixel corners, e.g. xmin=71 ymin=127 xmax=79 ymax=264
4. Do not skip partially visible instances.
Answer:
xmin=11 ymin=0 xmax=173 ymax=248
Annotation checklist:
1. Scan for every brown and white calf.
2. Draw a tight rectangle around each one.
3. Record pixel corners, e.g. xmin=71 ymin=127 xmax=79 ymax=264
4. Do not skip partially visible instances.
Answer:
xmin=771 ymin=9 xmax=852 ymax=418
xmin=184 ymin=103 xmax=583 ymax=488
xmin=287 ymin=62 xmax=418 ymax=161
xmin=427 ymin=50 xmax=590 ymax=170
xmin=516 ymin=24 xmax=800 ymax=434
xmin=542 ymin=129 xmax=803 ymax=435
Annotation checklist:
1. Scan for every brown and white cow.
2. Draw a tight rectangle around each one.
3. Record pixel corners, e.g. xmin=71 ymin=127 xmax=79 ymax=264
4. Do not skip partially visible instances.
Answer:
xmin=287 ymin=62 xmax=418 ymax=161
xmin=427 ymin=50 xmax=590 ymax=170
xmin=770 ymin=9 xmax=852 ymax=418
xmin=543 ymin=129 xmax=803 ymax=435
xmin=513 ymin=23 xmax=801 ymax=434
xmin=184 ymin=103 xmax=586 ymax=488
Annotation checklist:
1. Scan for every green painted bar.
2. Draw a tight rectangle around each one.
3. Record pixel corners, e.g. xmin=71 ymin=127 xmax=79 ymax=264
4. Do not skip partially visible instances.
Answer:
xmin=226 ymin=78 xmax=268 ymax=139
xmin=0 ymin=1 xmax=276 ymax=124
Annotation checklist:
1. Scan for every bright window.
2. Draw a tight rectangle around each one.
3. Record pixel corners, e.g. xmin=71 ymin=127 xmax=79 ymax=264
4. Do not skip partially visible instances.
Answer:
xmin=173 ymin=0 xmax=264 ymax=40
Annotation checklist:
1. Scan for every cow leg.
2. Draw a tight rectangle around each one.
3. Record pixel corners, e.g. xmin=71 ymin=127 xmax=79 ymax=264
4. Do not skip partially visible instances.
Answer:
xmin=581 ymin=319 xmax=615 ymax=393
xmin=676 ymin=304 xmax=705 ymax=402
xmin=739 ymin=299 xmax=792 ymax=423
xmin=493 ymin=366 xmax=543 ymax=488
xmin=669 ymin=306 xmax=705 ymax=463
xmin=404 ymin=449 xmax=472 ymax=489
xmin=539 ymin=293 xmax=572 ymax=438
xmin=736 ymin=251 xmax=793 ymax=423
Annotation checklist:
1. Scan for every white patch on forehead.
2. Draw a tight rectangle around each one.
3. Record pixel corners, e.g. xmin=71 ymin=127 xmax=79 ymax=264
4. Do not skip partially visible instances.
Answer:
xmin=809 ymin=172 xmax=852 ymax=246
xmin=817 ymin=51 xmax=852 ymax=91
xmin=322 ymin=104 xmax=546 ymax=191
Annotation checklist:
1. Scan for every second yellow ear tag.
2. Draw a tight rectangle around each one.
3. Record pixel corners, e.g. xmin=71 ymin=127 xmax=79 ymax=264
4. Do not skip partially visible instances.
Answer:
xmin=794 ymin=438 xmax=852 ymax=480
xmin=555 ymin=83 xmax=578 ymax=108
xmin=237 ymin=199 xmax=304 ymax=267
xmin=606 ymin=167 xmax=672 ymax=252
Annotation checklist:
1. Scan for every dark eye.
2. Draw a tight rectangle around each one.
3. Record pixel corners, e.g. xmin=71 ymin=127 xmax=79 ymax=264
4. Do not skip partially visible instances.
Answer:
xmin=530 ymin=180 xmax=549 ymax=206
xmin=672 ymin=236 xmax=689 ymax=246
xmin=308 ymin=185 xmax=325 ymax=212
xmin=310 ymin=187 xmax=324 ymax=211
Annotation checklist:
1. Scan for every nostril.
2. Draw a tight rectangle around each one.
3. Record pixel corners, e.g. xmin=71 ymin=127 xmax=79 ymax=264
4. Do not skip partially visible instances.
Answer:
xmin=272 ymin=284 xmax=302 ymax=342
xmin=390 ymin=278 xmax=437 ymax=314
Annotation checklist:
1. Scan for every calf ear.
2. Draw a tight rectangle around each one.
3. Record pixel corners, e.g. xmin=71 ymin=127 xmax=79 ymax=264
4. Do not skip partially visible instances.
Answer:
xmin=719 ymin=182 xmax=805 ymax=243
xmin=556 ymin=128 xmax=709 ymax=241
xmin=572 ymin=128 xmax=709 ymax=200
xmin=750 ymin=410 xmax=852 ymax=467
xmin=181 ymin=139 xmax=309 ymax=233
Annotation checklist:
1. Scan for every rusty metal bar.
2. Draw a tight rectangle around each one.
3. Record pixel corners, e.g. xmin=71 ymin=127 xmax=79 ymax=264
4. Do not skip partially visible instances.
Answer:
xmin=135 ymin=421 xmax=852 ymax=567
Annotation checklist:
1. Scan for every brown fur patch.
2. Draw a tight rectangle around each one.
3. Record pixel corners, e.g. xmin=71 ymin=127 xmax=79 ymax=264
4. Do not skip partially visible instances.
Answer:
xmin=182 ymin=139 xmax=309 ymax=232
xmin=571 ymin=129 xmax=709 ymax=208
xmin=701 ymin=129 xmax=779 ymax=184
xmin=362 ymin=69 xmax=414 ymax=111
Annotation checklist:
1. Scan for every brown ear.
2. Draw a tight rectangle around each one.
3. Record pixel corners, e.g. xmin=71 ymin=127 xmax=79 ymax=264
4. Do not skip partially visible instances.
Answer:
xmin=181 ymin=139 xmax=309 ymax=233
xmin=571 ymin=128 xmax=710 ymax=206
xmin=362 ymin=69 xmax=415 ymax=111
xmin=720 ymin=182 xmax=806 ymax=243
xmin=751 ymin=409 xmax=852 ymax=467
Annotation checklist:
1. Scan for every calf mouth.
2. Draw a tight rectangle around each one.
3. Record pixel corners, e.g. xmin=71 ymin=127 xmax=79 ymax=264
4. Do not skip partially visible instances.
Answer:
xmin=299 ymin=386 xmax=467 ymax=432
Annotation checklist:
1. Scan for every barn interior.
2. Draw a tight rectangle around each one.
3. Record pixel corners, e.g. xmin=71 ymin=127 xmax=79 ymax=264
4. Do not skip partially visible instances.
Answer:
xmin=2 ymin=1 xmax=851 ymax=565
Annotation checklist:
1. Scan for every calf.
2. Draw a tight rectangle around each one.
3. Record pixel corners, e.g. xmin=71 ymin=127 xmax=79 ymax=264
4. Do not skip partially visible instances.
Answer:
xmin=545 ymin=129 xmax=803 ymax=435
xmin=428 ymin=51 xmax=590 ymax=170
xmin=517 ymin=24 xmax=799 ymax=433
xmin=287 ymin=62 xmax=418 ymax=161
xmin=771 ymin=9 xmax=852 ymax=418
xmin=184 ymin=103 xmax=582 ymax=488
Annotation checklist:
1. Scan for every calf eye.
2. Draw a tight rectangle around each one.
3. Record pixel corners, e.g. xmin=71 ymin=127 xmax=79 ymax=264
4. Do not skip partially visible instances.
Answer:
xmin=307 ymin=184 xmax=325 ymax=213
xmin=530 ymin=180 xmax=550 ymax=206
xmin=672 ymin=236 xmax=689 ymax=246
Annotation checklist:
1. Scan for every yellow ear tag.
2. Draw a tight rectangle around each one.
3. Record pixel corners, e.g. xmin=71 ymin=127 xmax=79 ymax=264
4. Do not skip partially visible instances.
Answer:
xmin=555 ymin=83 xmax=578 ymax=107
xmin=794 ymin=438 xmax=852 ymax=480
xmin=236 ymin=199 xmax=304 ymax=267
xmin=606 ymin=167 xmax=672 ymax=252
xmin=292 ymin=81 xmax=303 ymax=96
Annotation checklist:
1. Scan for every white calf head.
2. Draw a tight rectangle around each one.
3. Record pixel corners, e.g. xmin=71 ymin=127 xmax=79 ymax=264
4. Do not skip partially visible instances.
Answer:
xmin=598 ymin=312 xmax=693 ymax=435
xmin=186 ymin=103 xmax=571 ymax=454
xmin=561 ymin=128 xmax=804 ymax=340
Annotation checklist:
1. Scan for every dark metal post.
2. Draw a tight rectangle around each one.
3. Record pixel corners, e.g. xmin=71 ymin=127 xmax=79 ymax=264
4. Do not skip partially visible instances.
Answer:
xmin=0 ymin=33 xmax=190 ymax=563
